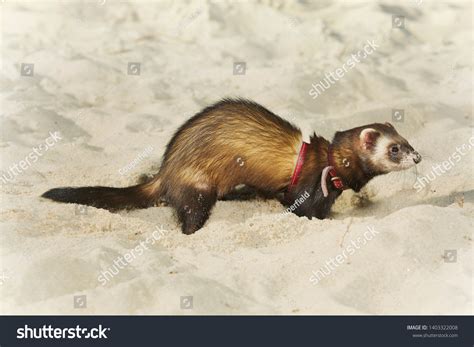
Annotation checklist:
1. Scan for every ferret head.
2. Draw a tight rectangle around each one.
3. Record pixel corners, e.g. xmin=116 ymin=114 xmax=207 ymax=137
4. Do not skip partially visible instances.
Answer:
xmin=358 ymin=122 xmax=421 ymax=173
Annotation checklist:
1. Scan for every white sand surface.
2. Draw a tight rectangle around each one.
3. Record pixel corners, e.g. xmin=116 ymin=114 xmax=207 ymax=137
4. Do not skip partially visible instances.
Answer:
xmin=0 ymin=0 xmax=472 ymax=314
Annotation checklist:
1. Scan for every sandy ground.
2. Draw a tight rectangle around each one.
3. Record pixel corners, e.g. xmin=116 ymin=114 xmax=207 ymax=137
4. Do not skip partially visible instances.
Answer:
xmin=0 ymin=0 xmax=472 ymax=314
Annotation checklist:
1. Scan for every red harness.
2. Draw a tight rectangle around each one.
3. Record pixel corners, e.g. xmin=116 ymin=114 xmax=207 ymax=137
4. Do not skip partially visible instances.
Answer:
xmin=288 ymin=142 xmax=309 ymax=188
xmin=326 ymin=144 xmax=345 ymax=191
xmin=287 ymin=142 xmax=345 ymax=197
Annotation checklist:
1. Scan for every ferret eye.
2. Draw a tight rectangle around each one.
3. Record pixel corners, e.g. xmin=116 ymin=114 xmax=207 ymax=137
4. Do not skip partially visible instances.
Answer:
xmin=390 ymin=145 xmax=399 ymax=154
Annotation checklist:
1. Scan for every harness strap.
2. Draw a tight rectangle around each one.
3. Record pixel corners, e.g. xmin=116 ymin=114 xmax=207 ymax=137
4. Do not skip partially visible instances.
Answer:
xmin=286 ymin=142 xmax=346 ymax=199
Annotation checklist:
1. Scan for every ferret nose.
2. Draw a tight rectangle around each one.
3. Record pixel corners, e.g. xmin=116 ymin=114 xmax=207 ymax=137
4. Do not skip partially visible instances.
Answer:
xmin=413 ymin=151 xmax=422 ymax=164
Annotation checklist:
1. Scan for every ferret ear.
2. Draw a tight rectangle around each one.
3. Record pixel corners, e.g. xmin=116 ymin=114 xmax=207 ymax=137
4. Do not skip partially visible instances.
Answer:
xmin=359 ymin=128 xmax=380 ymax=150
xmin=384 ymin=122 xmax=394 ymax=128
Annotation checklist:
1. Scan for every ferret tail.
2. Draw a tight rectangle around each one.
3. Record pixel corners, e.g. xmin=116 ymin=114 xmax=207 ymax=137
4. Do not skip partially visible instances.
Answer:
xmin=41 ymin=178 xmax=161 ymax=211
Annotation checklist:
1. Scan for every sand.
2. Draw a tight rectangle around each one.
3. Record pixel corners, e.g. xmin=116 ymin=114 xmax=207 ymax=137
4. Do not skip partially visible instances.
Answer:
xmin=0 ymin=0 xmax=472 ymax=315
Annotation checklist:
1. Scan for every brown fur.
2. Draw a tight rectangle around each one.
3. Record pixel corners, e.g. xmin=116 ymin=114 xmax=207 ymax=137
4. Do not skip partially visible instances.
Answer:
xmin=154 ymin=99 xmax=302 ymax=199
xmin=42 ymin=99 xmax=420 ymax=234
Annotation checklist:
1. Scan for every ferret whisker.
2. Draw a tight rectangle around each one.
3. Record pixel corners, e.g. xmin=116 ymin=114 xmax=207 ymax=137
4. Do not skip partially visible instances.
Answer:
xmin=419 ymin=153 xmax=435 ymax=161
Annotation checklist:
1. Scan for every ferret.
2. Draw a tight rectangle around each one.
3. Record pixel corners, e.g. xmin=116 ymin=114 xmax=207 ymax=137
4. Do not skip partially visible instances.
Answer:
xmin=42 ymin=99 xmax=421 ymax=234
